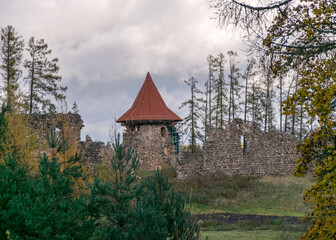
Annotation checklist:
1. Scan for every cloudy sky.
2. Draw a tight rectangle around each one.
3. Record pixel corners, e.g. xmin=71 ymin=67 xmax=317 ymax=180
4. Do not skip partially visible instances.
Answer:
xmin=0 ymin=0 xmax=246 ymax=142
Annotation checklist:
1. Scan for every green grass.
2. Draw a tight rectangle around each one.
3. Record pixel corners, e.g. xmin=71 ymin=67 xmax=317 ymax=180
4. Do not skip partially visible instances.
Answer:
xmin=199 ymin=218 xmax=309 ymax=232
xmin=174 ymin=173 xmax=314 ymax=217
xmin=201 ymin=230 xmax=302 ymax=240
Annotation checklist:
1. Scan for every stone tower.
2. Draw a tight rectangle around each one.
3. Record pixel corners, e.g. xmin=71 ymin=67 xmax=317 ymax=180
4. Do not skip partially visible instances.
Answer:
xmin=117 ymin=72 xmax=182 ymax=170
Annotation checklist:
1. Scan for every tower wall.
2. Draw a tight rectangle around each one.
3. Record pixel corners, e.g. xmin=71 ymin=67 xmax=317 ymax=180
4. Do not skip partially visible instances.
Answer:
xmin=122 ymin=124 xmax=177 ymax=170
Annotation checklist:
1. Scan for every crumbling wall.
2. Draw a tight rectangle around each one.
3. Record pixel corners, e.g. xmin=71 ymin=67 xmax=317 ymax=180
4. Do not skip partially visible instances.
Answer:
xmin=176 ymin=151 xmax=203 ymax=179
xmin=202 ymin=121 xmax=244 ymax=175
xmin=28 ymin=113 xmax=83 ymax=144
xmin=123 ymin=124 xmax=177 ymax=170
xmin=28 ymin=113 xmax=108 ymax=170
xmin=80 ymin=135 xmax=109 ymax=169
xmin=237 ymin=119 xmax=297 ymax=175
xmin=177 ymin=119 xmax=298 ymax=178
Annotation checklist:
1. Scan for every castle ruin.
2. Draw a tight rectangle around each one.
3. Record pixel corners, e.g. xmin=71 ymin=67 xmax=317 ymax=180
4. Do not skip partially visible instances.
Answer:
xmin=117 ymin=72 xmax=181 ymax=170
xmin=176 ymin=119 xmax=298 ymax=178
xmin=27 ymin=73 xmax=299 ymax=179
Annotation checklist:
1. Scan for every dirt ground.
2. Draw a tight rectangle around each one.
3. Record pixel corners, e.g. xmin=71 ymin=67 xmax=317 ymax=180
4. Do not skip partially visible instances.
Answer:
xmin=193 ymin=212 xmax=304 ymax=225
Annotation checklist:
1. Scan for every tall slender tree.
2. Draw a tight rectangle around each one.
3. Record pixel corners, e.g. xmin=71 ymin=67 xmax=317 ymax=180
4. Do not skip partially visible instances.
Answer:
xmin=180 ymin=77 xmax=203 ymax=152
xmin=246 ymin=78 xmax=264 ymax=126
xmin=227 ymin=51 xmax=241 ymax=121
xmin=242 ymin=57 xmax=256 ymax=124
xmin=206 ymin=54 xmax=216 ymax=127
xmin=24 ymin=37 xmax=67 ymax=113
xmin=0 ymin=26 xmax=24 ymax=106
xmin=258 ymin=54 xmax=275 ymax=131
xmin=212 ymin=53 xmax=228 ymax=129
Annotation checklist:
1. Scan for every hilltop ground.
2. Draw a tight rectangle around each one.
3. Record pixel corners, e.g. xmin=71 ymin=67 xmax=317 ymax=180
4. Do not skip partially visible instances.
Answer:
xmin=166 ymin=170 xmax=313 ymax=239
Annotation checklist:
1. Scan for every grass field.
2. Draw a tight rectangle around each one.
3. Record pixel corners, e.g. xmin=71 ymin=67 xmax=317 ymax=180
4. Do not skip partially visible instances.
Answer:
xmin=171 ymin=172 xmax=314 ymax=239
xmin=174 ymin=173 xmax=313 ymax=217
xmin=201 ymin=230 xmax=302 ymax=240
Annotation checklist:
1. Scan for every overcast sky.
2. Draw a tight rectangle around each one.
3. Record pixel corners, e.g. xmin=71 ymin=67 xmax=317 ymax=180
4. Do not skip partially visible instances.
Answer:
xmin=0 ymin=0 xmax=247 ymax=142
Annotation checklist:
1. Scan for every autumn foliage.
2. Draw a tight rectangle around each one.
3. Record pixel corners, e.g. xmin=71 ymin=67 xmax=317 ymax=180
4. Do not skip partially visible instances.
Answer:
xmin=270 ymin=1 xmax=336 ymax=239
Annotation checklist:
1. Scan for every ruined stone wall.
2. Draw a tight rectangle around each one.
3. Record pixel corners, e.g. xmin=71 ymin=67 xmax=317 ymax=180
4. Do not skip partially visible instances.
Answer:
xmin=123 ymin=124 xmax=177 ymax=170
xmin=80 ymin=135 xmax=109 ymax=169
xmin=177 ymin=119 xmax=298 ymax=178
xmin=28 ymin=113 xmax=83 ymax=144
xmin=202 ymin=121 xmax=244 ymax=175
xmin=28 ymin=113 xmax=108 ymax=170
xmin=176 ymin=151 xmax=203 ymax=179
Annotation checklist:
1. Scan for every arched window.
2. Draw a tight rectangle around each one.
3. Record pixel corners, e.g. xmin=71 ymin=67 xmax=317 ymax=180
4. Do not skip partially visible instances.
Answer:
xmin=161 ymin=127 xmax=166 ymax=137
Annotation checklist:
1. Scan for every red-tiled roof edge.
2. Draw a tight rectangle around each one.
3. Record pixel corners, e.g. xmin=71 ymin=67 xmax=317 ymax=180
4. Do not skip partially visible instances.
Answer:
xmin=117 ymin=72 xmax=182 ymax=123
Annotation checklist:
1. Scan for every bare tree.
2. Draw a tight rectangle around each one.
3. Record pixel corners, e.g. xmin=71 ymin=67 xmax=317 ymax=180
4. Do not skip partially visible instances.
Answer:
xmin=108 ymin=115 xmax=121 ymax=145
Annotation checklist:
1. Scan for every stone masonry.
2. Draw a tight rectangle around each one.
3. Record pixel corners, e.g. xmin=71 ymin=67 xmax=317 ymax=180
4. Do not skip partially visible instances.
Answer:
xmin=177 ymin=119 xmax=298 ymax=178
xmin=122 ymin=124 xmax=177 ymax=170
xmin=28 ymin=113 xmax=83 ymax=144
xmin=28 ymin=113 xmax=107 ymax=168
xmin=28 ymin=114 xmax=298 ymax=177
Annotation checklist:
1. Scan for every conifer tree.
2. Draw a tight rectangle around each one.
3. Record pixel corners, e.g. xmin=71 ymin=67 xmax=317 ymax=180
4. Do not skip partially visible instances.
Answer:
xmin=212 ymin=53 xmax=228 ymax=129
xmin=33 ymin=130 xmax=93 ymax=239
xmin=24 ymin=37 xmax=67 ymax=113
xmin=90 ymin=135 xmax=140 ymax=239
xmin=246 ymin=79 xmax=264 ymax=126
xmin=180 ymin=77 xmax=203 ymax=152
xmin=227 ymin=51 xmax=241 ymax=121
xmin=0 ymin=153 xmax=38 ymax=239
xmin=242 ymin=57 xmax=256 ymax=124
xmin=0 ymin=121 xmax=93 ymax=239
xmin=206 ymin=54 xmax=216 ymax=127
xmin=258 ymin=54 xmax=276 ymax=131
xmin=72 ymin=101 xmax=79 ymax=114
xmin=135 ymin=170 xmax=200 ymax=240
xmin=90 ymin=136 xmax=200 ymax=239
xmin=0 ymin=26 xmax=24 ymax=106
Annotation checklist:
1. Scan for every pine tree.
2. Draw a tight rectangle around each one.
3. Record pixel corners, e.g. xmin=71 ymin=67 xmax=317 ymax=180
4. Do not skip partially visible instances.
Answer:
xmin=24 ymin=37 xmax=67 ymax=113
xmin=246 ymin=78 xmax=264 ymax=126
xmin=180 ymin=77 xmax=203 ymax=152
xmin=0 ymin=153 xmax=39 ymax=240
xmin=33 ymin=130 xmax=93 ymax=239
xmin=0 ymin=26 xmax=24 ymax=106
xmin=90 ymin=135 xmax=140 ymax=239
xmin=227 ymin=51 xmax=241 ymax=121
xmin=212 ymin=53 xmax=228 ymax=129
xmin=90 ymin=137 xmax=200 ymax=239
xmin=134 ymin=170 xmax=200 ymax=240
xmin=258 ymin=54 xmax=275 ymax=132
xmin=72 ymin=101 xmax=79 ymax=114
xmin=0 ymin=117 xmax=93 ymax=239
xmin=242 ymin=57 xmax=256 ymax=124
xmin=206 ymin=54 xmax=216 ymax=127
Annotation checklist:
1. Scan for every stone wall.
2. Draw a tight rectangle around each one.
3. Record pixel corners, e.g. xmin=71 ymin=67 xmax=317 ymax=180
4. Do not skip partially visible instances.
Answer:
xmin=177 ymin=119 xmax=298 ymax=178
xmin=28 ymin=114 xmax=298 ymax=177
xmin=80 ymin=135 xmax=109 ymax=169
xmin=28 ymin=113 xmax=83 ymax=144
xmin=176 ymin=151 xmax=203 ymax=179
xmin=122 ymin=124 xmax=177 ymax=170
xmin=28 ymin=113 xmax=108 ymax=169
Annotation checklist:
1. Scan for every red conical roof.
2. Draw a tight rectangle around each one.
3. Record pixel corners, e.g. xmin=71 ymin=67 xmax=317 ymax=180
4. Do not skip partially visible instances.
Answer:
xmin=117 ymin=72 xmax=182 ymax=123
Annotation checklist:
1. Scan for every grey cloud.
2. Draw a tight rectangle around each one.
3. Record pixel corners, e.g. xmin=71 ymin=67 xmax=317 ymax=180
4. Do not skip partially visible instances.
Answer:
xmin=0 ymin=0 xmax=245 ymax=141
